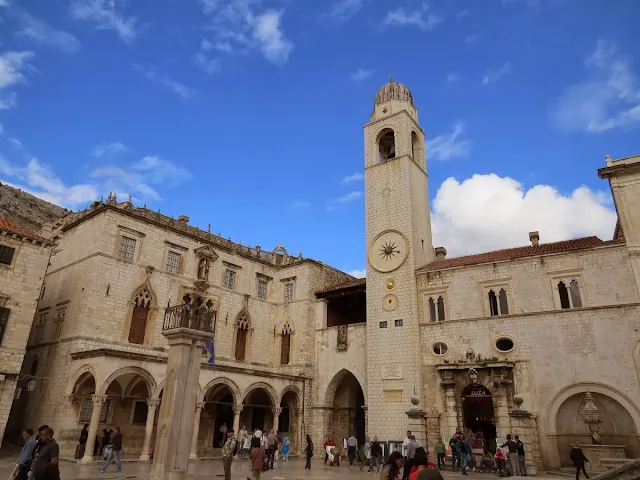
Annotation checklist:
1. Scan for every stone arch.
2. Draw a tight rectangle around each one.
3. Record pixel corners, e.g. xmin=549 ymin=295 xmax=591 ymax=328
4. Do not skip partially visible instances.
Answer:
xmin=233 ymin=306 xmax=252 ymax=361
xmin=411 ymin=130 xmax=423 ymax=160
xmin=323 ymin=367 xmax=368 ymax=407
xmin=202 ymin=377 xmax=241 ymax=405
xmin=279 ymin=385 xmax=302 ymax=408
xmin=124 ymin=278 xmax=158 ymax=345
xmin=241 ymin=382 xmax=278 ymax=406
xmin=376 ymin=127 xmax=396 ymax=161
xmin=98 ymin=366 xmax=157 ymax=397
xmin=634 ymin=341 xmax=640 ymax=386
xmin=545 ymin=382 xmax=640 ymax=436
xmin=65 ymin=364 xmax=98 ymax=397
xmin=323 ymin=368 xmax=367 ymax=446
xmin=129 ymin=278 xmax=158 ymax=308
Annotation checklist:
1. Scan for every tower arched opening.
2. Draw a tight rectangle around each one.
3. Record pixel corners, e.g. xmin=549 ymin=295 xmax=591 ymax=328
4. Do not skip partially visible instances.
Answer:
xmin=327 ymin=370 xmax=366 ymax=445
xmin=378 ymin=128 xmax=396 ymax=162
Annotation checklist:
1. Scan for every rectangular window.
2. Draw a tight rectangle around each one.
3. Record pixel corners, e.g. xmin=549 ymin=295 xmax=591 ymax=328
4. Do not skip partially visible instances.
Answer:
xmin=132 ymin=401 xmax=148 ymax=424
xmin=0 ymin=307 xmax=9 ymax=345
xmin=284 ymin=282 xmax=294 ymax=303
xmin=379 ymin=321 xmax=388 ymax=328
xmin=224 ymin=269 xmax=236 ymax=290
xmin=119 ymin=236 xmax=136 ymax=262
xmin=394 ymin=319 xmax=403 ymax=327
xmin=166 ymin=251 xmax=181 ymax=274
xmin=257 ymin=278 xmax=268 ymax=299
xmin=79 ymin=398 xmax=111 ymax=423
xmin=0 ymin=245 xmax=15 ymax=265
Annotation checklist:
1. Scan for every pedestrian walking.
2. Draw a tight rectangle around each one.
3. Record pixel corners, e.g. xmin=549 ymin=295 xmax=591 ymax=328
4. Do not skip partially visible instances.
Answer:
xmin=249 ymin=437 xmax=265 ymax=480
xmin=434 ymin=437 xmax=446 ymax=470
xmin=570 ymin=444 xmax=590 ymax=480
xmin=304 ymin=434 xmax=313 ymax=470
xmin=221 ymin=429 xmax=236 ymax=480
xmin=14 ymin=429 xmax=36 ymax=480
xmin=32 ymin=427 xmax=59 ymax=480
xmin=99 ymin=426 xmax=123 ymax=473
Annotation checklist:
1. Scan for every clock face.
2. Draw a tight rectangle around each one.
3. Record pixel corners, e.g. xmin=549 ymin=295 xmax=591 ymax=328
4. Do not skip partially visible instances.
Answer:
xmin=368 ymin=230 xmax=409 ymax=273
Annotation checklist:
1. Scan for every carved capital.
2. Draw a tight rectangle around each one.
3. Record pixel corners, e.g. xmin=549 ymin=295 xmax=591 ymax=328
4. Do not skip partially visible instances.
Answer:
xmin=233 ymin=404 xmax=243 ymax=415
xmin=272 ymin=407 xmax=282 ymax=416
xmin=91 ymin=394 xmax=108 ymax=407
xmin=195 ymin=402 xmax=205 ymax=413
xmin=147 ymin=398 xmax=161 ymax=408
xmin=66 ymin=394 xmax=79 ymax=404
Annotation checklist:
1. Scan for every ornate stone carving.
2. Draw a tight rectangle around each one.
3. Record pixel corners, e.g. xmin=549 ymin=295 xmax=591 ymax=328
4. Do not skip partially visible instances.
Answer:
xmin=147 ymin=398 xmax=161 ymax=408
xmin=337 ymin=325 xmax=347 ymax=351
xmin=272 ymin=407 xmax=282 ymax=417
xmin=233 ymin=404 xmax=243 ymax=414
xmin=194 ymin=280 xmax=210 ymax=291
xmin=194 ymin=245 xmax=219 ymax=261
xmin=580 ymin=392 xmax=603 ymax=445
xmin=195 ymin=402 xmax=205 ymax=413
xmin=92 ymin=394 xmax=108 ymax=406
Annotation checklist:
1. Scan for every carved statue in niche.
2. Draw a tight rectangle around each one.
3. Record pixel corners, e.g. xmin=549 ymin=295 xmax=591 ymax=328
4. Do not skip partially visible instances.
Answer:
xmin=197 ymin=257 xmax=210 ymax=280
xmin=337 ymin=325 xmax=348 ymax=351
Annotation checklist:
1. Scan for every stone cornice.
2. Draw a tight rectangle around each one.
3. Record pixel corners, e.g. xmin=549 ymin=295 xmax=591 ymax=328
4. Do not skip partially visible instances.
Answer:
xmin=598 ymin=160 xmax=640 ymax=179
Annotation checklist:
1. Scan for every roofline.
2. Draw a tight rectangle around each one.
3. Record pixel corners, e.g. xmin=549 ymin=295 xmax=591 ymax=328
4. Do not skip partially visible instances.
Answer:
xmin=59 ymin=204 xmax=334 ymax=271
xmin=0 ymin=224 xmax=56 ymax=247
xmin=416 ymin=239 xmax=625 ymax=273
xmin=315 ymin=279 xmax=366 ymax=298
xmin=598 ymin=157 xmax=640 ymax=179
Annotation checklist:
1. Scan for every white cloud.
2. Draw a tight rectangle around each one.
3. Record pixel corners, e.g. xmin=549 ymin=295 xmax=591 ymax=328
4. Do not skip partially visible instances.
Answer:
xmin=382 ymin=6 xmax=443 ymax=31
xmin=199 ymin=0 xmax=294 ymax=66
xmin=427 ymin=122 xmax=470 ymax=161
xmin=251 ymin=10 xmax=293 ymax=65
xmin=134 ymin=64 xmax=196 ymax=99
xmin=194 ymin=52 xmax=220 ymax=75
xmin=347 ymin=268 xmax=366 ymax=278
xmin=289 ymin=200 xmax=311 ymax=209
xmin=0 ymin=51 xmax=34 ymax=89
xmin=431 ymin=174 xmax=617 ymax=257
xmin=327 ymin=190 xmax=362 ymax=210
xmin=70 ymin=0 xmax=138 ymax=44
xmin=91 ymin=141 xmax=129 ymax=157
xmin=132 ymin=156 xmax=192 ymax=186
xmin=350 ymin=68 xmax=374 ymax=81
xmin=341 ymin=172 xmax=363 ymax=184
xmin=16 ymin=11 xmax=82 ymax=54
xmin=0 ymin=123 xmax=3 ymax=135
xmin=0 ymin=92 xmax=17 ymax=110
xmin=552 ymin=40 xmax=640 ymax=133
xmin=482 ymin=62 xmax=511 ymax=85
xmin=324 ymin=0 xmax=366 ymax=23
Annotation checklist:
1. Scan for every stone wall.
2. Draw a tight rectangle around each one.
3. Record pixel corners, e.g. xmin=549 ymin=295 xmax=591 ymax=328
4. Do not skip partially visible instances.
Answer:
xmin=0 ymin=230 xmax=52 ymax=445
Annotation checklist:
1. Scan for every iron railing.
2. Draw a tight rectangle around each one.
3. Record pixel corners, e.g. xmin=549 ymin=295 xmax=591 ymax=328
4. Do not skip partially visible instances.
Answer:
xmin=163 ymin=303 xmax=216 ymax=333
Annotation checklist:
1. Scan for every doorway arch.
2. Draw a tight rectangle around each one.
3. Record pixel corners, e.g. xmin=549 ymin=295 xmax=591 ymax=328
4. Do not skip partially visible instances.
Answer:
xmin=461 ymin=383 xmax=496 ymax=453
xmin=325 ymin=369 xmax=366 ymax=445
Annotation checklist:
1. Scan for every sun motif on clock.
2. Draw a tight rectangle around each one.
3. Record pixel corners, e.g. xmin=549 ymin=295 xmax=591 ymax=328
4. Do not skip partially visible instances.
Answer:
xmin=368 ymin=230 xmax=409 ymax=273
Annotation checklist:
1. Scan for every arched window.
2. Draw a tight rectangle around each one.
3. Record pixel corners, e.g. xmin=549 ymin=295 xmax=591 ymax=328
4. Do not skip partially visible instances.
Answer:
xmin=488 ymin=288 xmax=509 ymax=316
xmin=280 ymin=324 xmax=292 ymax=365
xmin=437 ymin=296 xmax=446 ymax=321
xmin=498 ymin=288 xmax=509 ymax=315
xmin=129 ymin=287 xmax=152 ymax=344
xmin=488 ymin=290 xmax=499 ymax=316
xmin=378 ymin=128 xmax=396 ymax=161
xmin=428 ymin=297 xmax=436 ymax=322
xmin=428 ymin=295 xmax=446 ymax=322
xmin=570 ymin=279 xmax=582 ymax=308
xmin=235 ymin=311 xmax=250 ymax=361
xmin=558 ymin=279 xmax=582 ymax=309
xmin=558 ymin=281 xmax=570 ymax=309
xmin=411 ymin=131 xmax=423 ymax=161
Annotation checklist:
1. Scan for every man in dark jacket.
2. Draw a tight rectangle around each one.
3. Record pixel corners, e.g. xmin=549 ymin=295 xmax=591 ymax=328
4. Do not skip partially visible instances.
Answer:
xmin=570 ymin=444 xmax=589 ymax=480
xmin=32 ymin=427 xmax=59 ymax=480
xmin=100 ymin=427 xmax=123 ymax=473
xmin=368 ymin=437 xmax=382 ymax=473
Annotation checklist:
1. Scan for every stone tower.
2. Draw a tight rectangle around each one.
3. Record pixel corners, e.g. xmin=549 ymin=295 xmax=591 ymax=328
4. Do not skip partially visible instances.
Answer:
xmin=364 ymin=80 xmax=435 ymax=440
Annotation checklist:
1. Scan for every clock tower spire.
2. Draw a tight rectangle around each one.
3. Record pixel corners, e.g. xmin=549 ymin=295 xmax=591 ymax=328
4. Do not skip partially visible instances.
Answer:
xmin=364 ymin=79 xmax=435 ymax=440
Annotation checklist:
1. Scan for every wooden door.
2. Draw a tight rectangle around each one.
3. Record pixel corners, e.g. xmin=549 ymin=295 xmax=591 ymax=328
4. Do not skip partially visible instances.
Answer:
xmin=128 ymin=304 xmax=149 ymax=344
xmin=235 ymin=328 xmax=247 ymax=361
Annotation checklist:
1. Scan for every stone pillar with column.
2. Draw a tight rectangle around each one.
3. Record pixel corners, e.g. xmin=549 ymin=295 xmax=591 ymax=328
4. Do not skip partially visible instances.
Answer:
xmin=295 ymin=408 xmax=303 ymax=454
xmin=362 ymin=406 xmax=368 ymax=438
xmin=272 ymin=407 xmax=281 ymax=432
xmin=405 ymin=396 xmax=427 ymax=449
xmin=425 ymin=406 xmax=441 ymax=453
xmin=189 ymin=403 xmax=204 ymax=460
xmin=151 ymin=302 xmax=212 ymax=480
xmin=509 ymin=395 xmax=540 ymax=475
xmin=233 ymin=404 xmax=242 ymax=435
xmin=80 ymin=394 xmax=107 ymax=464
xmin=140 ymin=398 xmax=161 ymax=461
xmin=493 ymin=383 xmax=511 ymax=438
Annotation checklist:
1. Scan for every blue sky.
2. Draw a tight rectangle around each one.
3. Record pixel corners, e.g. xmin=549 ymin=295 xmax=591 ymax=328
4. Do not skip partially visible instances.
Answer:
xmin=0 ymin=0 xmax=638 ymax=276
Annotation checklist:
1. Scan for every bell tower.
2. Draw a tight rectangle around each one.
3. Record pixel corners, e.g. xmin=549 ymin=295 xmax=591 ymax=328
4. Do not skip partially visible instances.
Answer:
xmin=364 ymin=79 xmax=435 ymax=440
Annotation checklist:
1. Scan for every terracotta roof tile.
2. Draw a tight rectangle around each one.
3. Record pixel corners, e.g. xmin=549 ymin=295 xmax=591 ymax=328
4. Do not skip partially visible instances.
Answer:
xmin=0 ymin=217 xmax=52 ymax=244
xmin=418 ymin=236 xmax=612 ymax=272
xmin=316 ymin=277 xmax=366 ymax=295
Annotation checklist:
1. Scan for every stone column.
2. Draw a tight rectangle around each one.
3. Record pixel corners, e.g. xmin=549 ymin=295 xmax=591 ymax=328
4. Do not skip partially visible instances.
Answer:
xmin=140 ymin=398 xmax=161 ymax=461
xmin=189 ymin=403 xmax=204 ymax=460
xmin=80 ymin=394 xmax=107 ymax=464
xmin=494 ymin=384 xmax=511 ymax=438
xmin=233 ymin=404 xmax=242 ymax=435
xmin=295 ymin=408 xmax=303 ymax=454
xmin=405 ymin=397 xmax=427 ymax=449
xmin=272 ymin=407 xmax=281 ymax=432
xmin=425 ymin=407 xmax=441 ymax=454
xmin=362 ymin=406 xmax=368 ymax=438
xmin=509 ymin=403 xmax=540 ymax=476
xmin=152 ymin=327 xmax=210 ymax=480
xmin=444 ymin=386 xmax=457 ymax=437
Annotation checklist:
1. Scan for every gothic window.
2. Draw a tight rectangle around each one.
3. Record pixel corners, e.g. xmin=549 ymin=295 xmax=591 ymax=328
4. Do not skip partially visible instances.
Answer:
xmin=31 ymin=312 xmax=47 ymax=344
xmin=284 ymin=282 xmax=294 ymax=303
xmin=235 ymin=311 xmax=249 ymax=361
xmin=53 ymin=307 xmax=67 ymax=339
xmin=378 ymin=128 xmax=396 ymax=161
xmin=257 ymin=277 xmax=268 ymax=299
xmin=411 ymin=131 xmax=422 ymax=161
xmin=488 ymin=288 xmax=509 ymax=316
xmin=197 ymin=257 xmax=210 ymax=281
xmin=0 ymin=307 xmax=9 ymax=345
xmin=558 ymin=279 xmax=582 ymax=309
xmin=166 ymin=251 xmax=182 ymax=274
xmin=0 ymin=245 xmax=16 ymax=265
xmin=499 ymin=289 xmax=509 ymax=315
xmin=428 ymin=295 xmax=446 ymax=322
xmin=224 ymin=269 xmax=236 ymax=290
xmin=119 ymin=236 xmax=136 ymax=262
xmin=280 ymin=324 xmax=292 ymax=365
xmin=128 ymin=287 xmax=152 ymax=345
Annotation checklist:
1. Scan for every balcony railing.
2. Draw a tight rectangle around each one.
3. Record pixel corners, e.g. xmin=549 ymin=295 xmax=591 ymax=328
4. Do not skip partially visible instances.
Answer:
xmin=163 ymin=303 xmax=216 ymax=333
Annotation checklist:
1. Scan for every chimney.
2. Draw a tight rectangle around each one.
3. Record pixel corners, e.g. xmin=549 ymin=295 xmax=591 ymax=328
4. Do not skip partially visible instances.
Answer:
xmin=529 ymin=231 xmax=540 ymax=247
xmin=435 ymin=247 xmax=447 ymax=260
xmin=177 ymin=215 xmax=190 ymax=224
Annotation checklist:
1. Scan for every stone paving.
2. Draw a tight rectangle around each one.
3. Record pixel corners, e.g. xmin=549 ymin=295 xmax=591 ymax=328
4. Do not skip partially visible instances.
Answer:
xmin=0 ymin=457 xmax=569 ymax=480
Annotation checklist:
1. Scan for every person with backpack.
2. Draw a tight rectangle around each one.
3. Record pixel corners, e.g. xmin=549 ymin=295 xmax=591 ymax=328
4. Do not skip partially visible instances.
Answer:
xmin=221 ymin=429 xmax=237 ymax=480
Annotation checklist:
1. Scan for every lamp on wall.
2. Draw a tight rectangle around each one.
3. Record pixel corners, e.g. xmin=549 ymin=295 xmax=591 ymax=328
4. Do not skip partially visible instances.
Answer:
xmin=27 ymin=379 xmax=37 ymax=392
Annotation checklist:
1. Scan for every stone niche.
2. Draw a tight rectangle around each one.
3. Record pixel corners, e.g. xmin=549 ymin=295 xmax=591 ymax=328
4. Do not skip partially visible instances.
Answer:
xmin=555 ymin=392 xmax=640 ymax=467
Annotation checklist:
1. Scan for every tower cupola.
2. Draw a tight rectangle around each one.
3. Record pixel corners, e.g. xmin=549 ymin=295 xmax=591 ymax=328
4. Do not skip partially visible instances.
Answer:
xmin=370 ymin=77 xmax=419 ymax=122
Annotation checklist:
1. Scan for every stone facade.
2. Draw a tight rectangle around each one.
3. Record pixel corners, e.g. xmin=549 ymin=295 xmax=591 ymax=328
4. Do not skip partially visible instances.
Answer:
xmin=0 ymin=219 xmax=53 ymax=446
xmin=6 ymin=82 xmax=640 ymax=474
